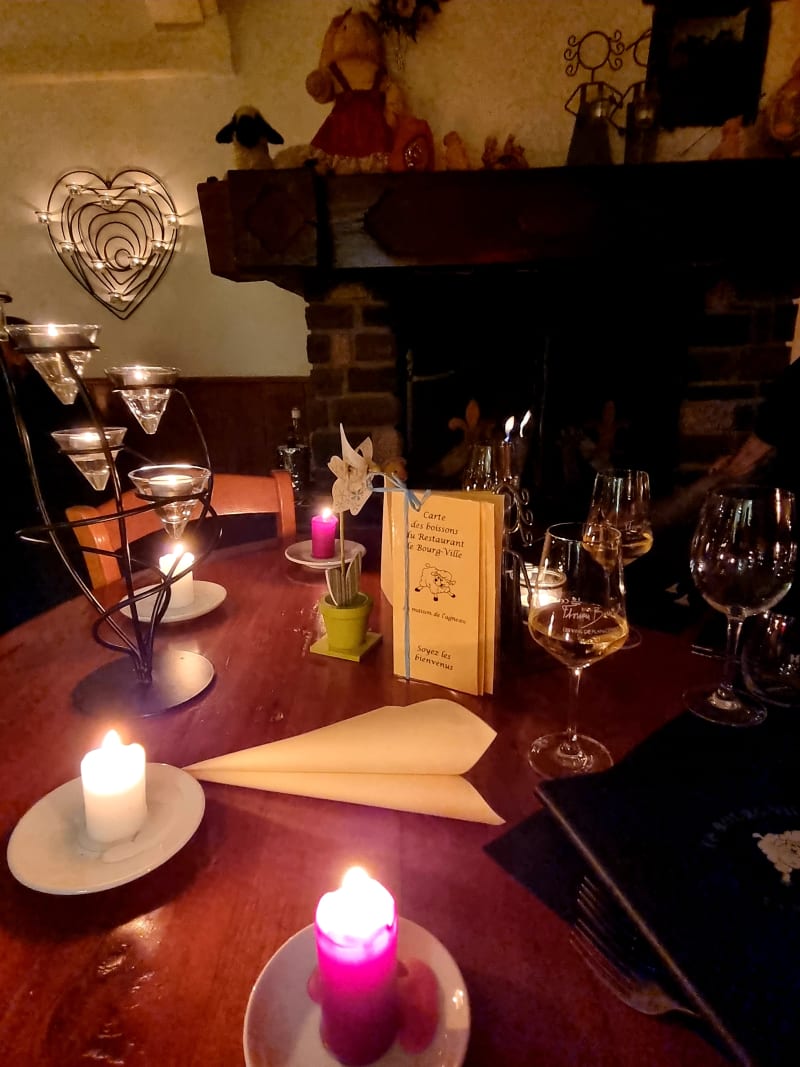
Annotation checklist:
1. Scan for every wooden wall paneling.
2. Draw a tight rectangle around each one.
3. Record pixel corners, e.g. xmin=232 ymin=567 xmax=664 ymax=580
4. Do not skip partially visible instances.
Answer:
xmin=88 ymin=377 xmax=310 ymax=477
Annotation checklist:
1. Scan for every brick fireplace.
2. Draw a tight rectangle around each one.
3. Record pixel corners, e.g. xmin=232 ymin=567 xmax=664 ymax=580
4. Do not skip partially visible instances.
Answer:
xmin=198 ymin=160 xmax=800 ymax=520
xmin=302 ymin=271 xmax=797 ymax=519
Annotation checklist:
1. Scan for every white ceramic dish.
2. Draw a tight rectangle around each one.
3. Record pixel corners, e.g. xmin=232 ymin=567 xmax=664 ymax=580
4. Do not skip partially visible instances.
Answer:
xmin=284 ymin=540 xmax=366 ymax=571
xmin=119 ymin=580 xmax=227 ymax=623
xmin=6 ymin=764 xmax=205 ymax=895
xmin=243 ymin=917 xmax=470 ymax=1067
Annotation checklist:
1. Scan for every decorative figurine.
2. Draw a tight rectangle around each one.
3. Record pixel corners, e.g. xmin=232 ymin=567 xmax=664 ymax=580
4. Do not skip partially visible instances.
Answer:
xmin=563 ymin=30 xmax=624 ymax=166
xmin=765 ymin=56 xmax=800 ymax=154
xmin=481 ymin=134 xmax=529 ymax=170
xmin=215 ymin=106 xmax=284 ymax=170
xmin=443 ymin=130 xmax=471 ymax=170
xmin=306 ymin=8 xmax=405 ymax=174
xmin=388 ymin=114 xmax=435 ymax=170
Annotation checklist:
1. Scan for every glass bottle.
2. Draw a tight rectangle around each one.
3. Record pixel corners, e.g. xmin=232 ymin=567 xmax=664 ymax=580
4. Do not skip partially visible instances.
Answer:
xmin=277 ymin=406 xmax=310 ymax=501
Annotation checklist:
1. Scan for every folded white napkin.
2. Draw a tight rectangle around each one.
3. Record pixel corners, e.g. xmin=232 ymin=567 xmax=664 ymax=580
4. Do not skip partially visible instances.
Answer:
xmin=184 ymin=698 xmax=503 ymax=824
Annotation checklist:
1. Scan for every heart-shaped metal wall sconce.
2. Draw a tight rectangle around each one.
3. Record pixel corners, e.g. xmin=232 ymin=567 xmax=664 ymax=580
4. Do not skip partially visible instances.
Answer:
xmin=37 ymin=169 xmax=178 ymax=320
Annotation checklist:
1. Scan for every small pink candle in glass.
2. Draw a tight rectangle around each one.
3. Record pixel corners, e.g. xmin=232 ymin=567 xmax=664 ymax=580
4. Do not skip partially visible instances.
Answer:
xmin=314 ymin=867 xmax=400 ymax=1065
xmin=311 ymin=507 xmax=338 ymax=559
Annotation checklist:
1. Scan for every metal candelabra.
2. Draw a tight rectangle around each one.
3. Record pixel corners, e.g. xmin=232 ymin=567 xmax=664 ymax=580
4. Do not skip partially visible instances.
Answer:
xmin=0 ymin=302 xmax=220 ymax=716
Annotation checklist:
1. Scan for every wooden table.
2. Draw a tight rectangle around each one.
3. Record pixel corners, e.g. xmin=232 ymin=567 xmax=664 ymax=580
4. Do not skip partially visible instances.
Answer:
xmin=0 ymin=540 xmax=729 ymax=1067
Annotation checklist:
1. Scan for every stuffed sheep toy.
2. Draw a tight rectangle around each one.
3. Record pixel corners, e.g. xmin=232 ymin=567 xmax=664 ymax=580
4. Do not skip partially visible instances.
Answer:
xmin=216 ymin=106 xmax=284 ymax=170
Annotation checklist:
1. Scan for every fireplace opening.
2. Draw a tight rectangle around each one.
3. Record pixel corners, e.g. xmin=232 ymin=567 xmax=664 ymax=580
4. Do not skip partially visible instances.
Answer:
xmin=375 ymin=267 xmax=692 ymax=526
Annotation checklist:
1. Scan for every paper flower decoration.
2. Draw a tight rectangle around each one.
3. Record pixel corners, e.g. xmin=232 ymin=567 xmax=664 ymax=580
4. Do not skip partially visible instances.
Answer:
xmin=328 ymin=425 xmax=378 ymax=516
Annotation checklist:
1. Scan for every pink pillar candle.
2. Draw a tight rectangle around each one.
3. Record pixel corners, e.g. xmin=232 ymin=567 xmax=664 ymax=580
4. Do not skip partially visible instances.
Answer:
xmin=311 ymin=508 xmax=338 ymax=559
xmin=314 ymin=867 xmax=400 ymax=1065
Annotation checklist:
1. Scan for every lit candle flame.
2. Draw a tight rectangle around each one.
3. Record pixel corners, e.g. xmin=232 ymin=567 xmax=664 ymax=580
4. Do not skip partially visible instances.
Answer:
xmin=520 ymin=410 xmax=532 ymax=436
xmin=317 ymin=867 xmax=395 ymax=940
xmin=342 ymin=866 xmax=368 ymax=889
xmin=504 ymin=415 xmax=514 ymax=442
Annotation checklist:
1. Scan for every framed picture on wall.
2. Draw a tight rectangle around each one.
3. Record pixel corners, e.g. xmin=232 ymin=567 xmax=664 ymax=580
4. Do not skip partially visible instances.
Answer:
xmin=645 ymin=1 xmax=773 ymax=128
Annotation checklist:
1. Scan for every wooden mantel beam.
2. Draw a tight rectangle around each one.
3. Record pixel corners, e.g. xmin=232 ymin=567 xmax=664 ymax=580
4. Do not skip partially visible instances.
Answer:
xmin=197 ymin=158 xmax=800 ymax=295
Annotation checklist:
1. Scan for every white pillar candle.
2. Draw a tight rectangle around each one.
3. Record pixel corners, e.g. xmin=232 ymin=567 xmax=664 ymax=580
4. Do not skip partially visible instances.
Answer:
xmin=158 ymin=545 xmax=195 ymax=608
xmin=81 ymin=730 xmax=147 ymax=844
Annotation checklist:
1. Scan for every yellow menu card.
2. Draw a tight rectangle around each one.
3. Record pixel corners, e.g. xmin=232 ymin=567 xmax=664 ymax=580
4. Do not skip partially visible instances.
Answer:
xmin=382 ymin=490 xmax=503 ymax=696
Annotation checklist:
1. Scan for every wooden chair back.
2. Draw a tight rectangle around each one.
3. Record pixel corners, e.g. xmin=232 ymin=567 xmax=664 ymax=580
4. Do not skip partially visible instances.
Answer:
xmin=66 ymin=469 xmax=297 ymax=590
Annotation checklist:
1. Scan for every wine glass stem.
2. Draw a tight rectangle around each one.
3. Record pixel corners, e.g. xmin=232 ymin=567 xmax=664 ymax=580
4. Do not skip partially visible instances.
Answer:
xmin=717 ymin=614 xmax=744 ymax=702
xmin=562 ymin=666 xmax=584 ymax=758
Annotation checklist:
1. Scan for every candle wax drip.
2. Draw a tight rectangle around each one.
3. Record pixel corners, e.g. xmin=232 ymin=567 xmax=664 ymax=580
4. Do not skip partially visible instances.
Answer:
xmin=307 ymin=957 xmax=440 ymax=1060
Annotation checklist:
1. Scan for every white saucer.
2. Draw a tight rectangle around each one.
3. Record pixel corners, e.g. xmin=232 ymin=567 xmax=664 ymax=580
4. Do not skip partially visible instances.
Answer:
xmin=7 ymin=764 xmax=205 ymax=895
xmin=243 ymin=917 xmax=470 ymax=1067
xmin=119 ymin=581 xmax=227 ymax=623
xmin=284 ymin=539 xmax=366 ymax=571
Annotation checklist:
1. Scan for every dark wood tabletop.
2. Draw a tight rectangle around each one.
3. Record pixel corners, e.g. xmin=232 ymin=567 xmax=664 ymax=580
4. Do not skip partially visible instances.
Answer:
xmin=0 ymin=538 xmax=730 ymax=1067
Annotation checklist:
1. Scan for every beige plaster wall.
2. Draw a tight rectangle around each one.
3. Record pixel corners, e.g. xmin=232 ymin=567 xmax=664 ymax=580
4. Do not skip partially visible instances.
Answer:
xmin=0 ymin=0 xmax=797 ymax=377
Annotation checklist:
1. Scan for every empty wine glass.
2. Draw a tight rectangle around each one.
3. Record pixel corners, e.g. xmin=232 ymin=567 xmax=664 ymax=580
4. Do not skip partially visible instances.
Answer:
xmin=684 ymin=485 xmax=796 ymax=727
xmin=586 ymin=468 xmax=653 ymax=648
xmin=527 ymin=522 xmax=628 ymax=778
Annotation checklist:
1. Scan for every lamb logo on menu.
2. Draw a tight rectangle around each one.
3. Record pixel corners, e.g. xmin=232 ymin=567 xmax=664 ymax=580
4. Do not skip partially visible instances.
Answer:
xmin=754 ymin=830 xmax=800 ymax=886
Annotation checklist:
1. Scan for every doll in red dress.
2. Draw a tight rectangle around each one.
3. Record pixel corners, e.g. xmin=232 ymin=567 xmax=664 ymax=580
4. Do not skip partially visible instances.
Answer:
xmin=306 ymin=8 xmax=405 ymax=173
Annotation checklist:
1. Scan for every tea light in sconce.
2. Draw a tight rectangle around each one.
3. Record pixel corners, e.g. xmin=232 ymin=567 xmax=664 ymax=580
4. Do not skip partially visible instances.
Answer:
xmin=129 ymin=464 xmax=210 ymax=539
xmin=314 ymin=867 xmax=400 ymax=1065
xmin=158 ymin=543 xmax=195 ymax=608
xmin=9 ymin=323 xmax=97 ymax=352
xmin=149 ymin=473 xmax=196 ymax=496
xmin=106 ymin=365 xmax=179 ymax=434
xmin=51 ymin=425 xmax=126 ymax=491
xmin=80 ymin=730 xmax=147 ymax=845
xmin=520 ymin=565 xmax=567 ymax=611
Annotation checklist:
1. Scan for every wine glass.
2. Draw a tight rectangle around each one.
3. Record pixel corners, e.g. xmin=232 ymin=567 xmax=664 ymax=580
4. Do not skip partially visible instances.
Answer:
xmin=684 ymin=484 xmax=796 ymax=727
xmin=586 ymin=468 xmax=653 ymax=648
xmin=527 ymin=522 xmax=628 ymax=778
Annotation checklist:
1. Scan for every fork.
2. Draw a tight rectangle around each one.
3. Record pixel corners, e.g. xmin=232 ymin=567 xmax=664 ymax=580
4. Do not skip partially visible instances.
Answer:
xmin=570 ymin=875 xmax=700 ymax=1019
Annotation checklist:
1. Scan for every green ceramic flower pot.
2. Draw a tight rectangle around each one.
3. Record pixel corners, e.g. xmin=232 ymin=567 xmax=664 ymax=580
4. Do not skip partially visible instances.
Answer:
xmin=319 ymin=592 xmax=373 ymax=652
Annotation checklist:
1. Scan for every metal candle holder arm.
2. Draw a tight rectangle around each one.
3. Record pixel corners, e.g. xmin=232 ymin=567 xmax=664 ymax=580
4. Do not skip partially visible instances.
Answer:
xmin=0 ymin=319 xmax=219 ymax=714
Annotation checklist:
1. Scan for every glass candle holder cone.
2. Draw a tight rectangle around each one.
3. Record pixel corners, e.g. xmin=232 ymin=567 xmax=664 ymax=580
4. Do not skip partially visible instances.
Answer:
xmin=106 ymin=365 xmax=179 ymax=435
xmin=52 ymin=426 xmax=126 ymax=491
xmin=7 ymin=324 xmax=99 ymax=405
xmin=129 ymin=464 xmax=210 ymax=539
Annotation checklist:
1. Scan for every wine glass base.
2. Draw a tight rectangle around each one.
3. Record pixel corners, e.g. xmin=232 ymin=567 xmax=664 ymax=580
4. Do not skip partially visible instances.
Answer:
xmin=528 ymin=732 xmax=613 ymax=779
xmin=683 ymin=685 xmax=767 ymax=728
xmin=620 ymin=626 xmax=642 ymax=650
